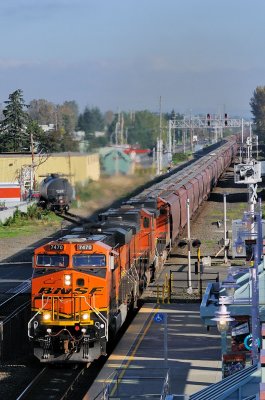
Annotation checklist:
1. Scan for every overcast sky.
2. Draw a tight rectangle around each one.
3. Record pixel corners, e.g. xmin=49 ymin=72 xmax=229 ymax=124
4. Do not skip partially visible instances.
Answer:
xmin=0 ymin=0 xmax=264 ymax=117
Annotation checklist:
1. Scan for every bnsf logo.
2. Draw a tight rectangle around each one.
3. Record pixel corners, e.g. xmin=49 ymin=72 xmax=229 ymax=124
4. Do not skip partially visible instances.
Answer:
xmin=38 ymin=287 xmax=103 ymax=295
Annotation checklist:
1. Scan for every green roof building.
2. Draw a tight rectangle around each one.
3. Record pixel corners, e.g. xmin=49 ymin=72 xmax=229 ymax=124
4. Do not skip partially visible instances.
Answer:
xmin=99 ymin=147 xmax=134 ymax=176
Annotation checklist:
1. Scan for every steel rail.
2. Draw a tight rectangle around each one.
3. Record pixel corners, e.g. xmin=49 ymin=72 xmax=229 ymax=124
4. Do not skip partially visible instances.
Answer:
xmin=15 ymin=368 xmax=47 ymax=400
xmin=0 ymin=279 xmax=31 ymax=309
xmin=15 ymin=365 xmax=89 ymax=400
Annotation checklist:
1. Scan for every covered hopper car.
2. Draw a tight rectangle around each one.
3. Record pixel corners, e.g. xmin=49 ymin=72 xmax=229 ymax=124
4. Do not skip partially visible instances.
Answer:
xmin=28 ymin=136 xmax=238 ymax=363
xmin=38 ymin=174 xmax=74 ymax=212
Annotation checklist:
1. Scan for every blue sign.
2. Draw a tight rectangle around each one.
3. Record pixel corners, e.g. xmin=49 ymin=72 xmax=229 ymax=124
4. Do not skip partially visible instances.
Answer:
xmin=244 ymin=334 xmax=260 ymax=351
xmin=154 ymin=313 xmax=164 ymax=323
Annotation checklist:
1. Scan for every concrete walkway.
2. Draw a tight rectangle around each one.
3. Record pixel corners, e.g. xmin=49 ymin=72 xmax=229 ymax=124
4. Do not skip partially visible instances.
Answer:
xmin=85 ymin=303 xmax=222 ymax=399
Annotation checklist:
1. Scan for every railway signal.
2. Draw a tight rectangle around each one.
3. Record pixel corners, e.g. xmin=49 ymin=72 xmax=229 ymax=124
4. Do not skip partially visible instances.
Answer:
xmin=178 ymin=238 xmax=202 ymax=275
xmin=207 ymin=113 xmax=211 ymax=126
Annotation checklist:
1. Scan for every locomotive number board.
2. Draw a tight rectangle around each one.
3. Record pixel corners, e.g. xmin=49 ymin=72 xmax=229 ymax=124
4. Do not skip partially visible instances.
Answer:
xmin=50 ymin=244 xmax=64 ymax=251
xmin=76 ymin=244 xmax=93 ymax=251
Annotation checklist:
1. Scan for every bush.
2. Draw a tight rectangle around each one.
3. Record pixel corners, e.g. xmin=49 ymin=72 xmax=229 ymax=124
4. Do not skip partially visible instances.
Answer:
xmin=2 ymin=204 xmax=57 ymax=227
xmin=75 ymin=180 xmax=93 ymax=201
xmin=172 ymin=153 xmax=189 ymax=164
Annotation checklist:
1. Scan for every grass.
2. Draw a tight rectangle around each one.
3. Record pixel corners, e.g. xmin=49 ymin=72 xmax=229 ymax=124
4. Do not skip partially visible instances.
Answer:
xmin=0 ymin=223 xmax=52 ymax=238
xmin=74 ymin=174 xmax=152 ymax=212
xmin=206 ymin=202 xmax=248 ymax=221
xmin=227 ymin=203 xmax=249 ymax=220
xmin=172 ymin=153 xmax=190 ymax=164
xmin=0 ymin=205 xmax=62 ymax=238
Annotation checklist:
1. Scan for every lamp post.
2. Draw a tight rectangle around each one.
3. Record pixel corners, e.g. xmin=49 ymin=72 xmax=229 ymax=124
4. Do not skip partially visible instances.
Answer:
xmin=212 ymin=296 xmax=234 ymax=376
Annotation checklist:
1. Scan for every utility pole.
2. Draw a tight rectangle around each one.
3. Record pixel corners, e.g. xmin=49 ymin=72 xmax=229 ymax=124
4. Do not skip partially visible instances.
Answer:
xmin=189 ymin=110 xmax=193 ymax=153
xmin=156 ymin=96 xmax=163 ymax=175
xmin=115 ymin=113 xmax=119 ymax=146
xmin=120 ymin=113 xmax=124 ymax=145
xmin=30 ymin=132 xmax=35 ymax=191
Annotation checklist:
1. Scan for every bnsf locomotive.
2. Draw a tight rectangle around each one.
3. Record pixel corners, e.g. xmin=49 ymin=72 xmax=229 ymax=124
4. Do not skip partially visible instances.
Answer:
xmin=28 ymin=136 xmax=238 ymax=363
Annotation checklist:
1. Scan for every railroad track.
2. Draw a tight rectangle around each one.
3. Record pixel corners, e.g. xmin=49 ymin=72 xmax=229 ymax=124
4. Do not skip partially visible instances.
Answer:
xmin=0 ymin=280 xmax=31 ymax=318
xmin=16 ymin=364 xmax=89 ymax=400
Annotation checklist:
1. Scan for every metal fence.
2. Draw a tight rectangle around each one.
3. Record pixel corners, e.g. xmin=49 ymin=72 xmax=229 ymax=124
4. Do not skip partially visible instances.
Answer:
xmin=156 ymin=271 xmax=219 ymax=303
xmin=94 ymin=368 xmax=172 ymax=400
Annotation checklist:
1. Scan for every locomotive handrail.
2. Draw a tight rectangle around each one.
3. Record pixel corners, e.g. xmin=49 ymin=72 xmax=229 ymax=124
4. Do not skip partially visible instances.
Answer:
xmin=87 ymin=295 xmax=109 ymax=340
xmin=28 ymin=311 xmax=41 ymax=338
xmin=41 ymin=294 xmax=50 ymax=309
xmin=31 ymin=294 xmax=109 ymax=340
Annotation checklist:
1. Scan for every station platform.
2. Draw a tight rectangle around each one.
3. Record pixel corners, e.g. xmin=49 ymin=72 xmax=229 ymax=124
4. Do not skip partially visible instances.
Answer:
xmin=84 ymin=302 xmax=222 ymax=399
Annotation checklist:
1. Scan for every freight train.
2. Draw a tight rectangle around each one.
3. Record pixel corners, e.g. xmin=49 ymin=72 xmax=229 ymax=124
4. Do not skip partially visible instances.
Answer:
xmin=28 ymin=136 xmax=238 ymax=363
xmin=38 ymin=174 xmax=74 ymax=212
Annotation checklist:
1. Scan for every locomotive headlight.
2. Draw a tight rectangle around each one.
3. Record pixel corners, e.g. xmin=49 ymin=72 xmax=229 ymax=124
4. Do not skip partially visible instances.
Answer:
xmin=43 ymin=312 xmax=51 ymax=321
xmin=82 ymin=313 xmax=89 ymax=320
xmin=47 ymin=328 xmax=52 ymax=334
xmin=64 ymin=274 xmax=71 ymax=286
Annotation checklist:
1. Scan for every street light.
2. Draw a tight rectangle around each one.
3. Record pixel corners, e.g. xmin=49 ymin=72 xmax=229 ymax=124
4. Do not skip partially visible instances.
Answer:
xmin=212 ymin=296 xmax=234 ymax=377
xmin=212 ymin=296 xmax=234 ymax=333
xmin=235 ymin=236 xmax=244 ymax=255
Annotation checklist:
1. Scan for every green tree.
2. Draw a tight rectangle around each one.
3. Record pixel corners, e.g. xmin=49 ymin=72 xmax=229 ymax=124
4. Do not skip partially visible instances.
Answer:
xmin=0 ymin=89 xmax=29 ymax=152
xmin=104 ymin=110 xmax=115 ymax=126
xmin=28 ymin=99 xmax=55 ymax=125
xmin=250 ymin=86 xmax=265 ymax=142
xmin=78 ymin=107 xmax=105 ymax=134
xmin=58 ymin=101 xmax=79 ymax=134
xmin=28 ymin=99 xmax=79 ymax=152
xmin=26 ymin=120 xmax=46 ymax=152
xmin=127 ymin=110 xmax=165 ymax=148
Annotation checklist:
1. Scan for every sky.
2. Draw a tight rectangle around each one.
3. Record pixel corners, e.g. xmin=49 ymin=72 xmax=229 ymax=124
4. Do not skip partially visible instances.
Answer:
xmin=0 ymin=0 xmax=264 ymax=117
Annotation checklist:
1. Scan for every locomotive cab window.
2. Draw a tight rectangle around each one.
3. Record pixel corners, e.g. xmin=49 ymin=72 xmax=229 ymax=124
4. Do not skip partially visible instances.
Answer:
xmin=73 ymin=254 xmax=106 ymax=267
xmin=36 ymin=254 xmax=69 ymax=268
xmin=73 ymin=254 xmax=106 ymax=278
